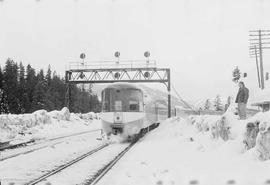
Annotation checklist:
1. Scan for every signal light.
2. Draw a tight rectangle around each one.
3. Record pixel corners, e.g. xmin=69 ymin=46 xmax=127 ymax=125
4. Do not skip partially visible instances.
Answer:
xmin=114 ymin=72 xmax=120 ymax=79
xmin=79 ymin=72 xmax=85 ymax=79
xmin=144 ymin=71 xmax=150 ymax=78
xmin=80 ymin=53 xmax=86 ymax=59
xmin=144 ymin=51 xmax=150 ymax=58
xmin=114 ymin=51 xmax=120 ymax=58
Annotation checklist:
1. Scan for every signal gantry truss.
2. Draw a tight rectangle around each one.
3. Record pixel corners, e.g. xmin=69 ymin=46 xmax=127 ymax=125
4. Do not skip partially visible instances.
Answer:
xmin=65 ymin=60 xmax=171 ymax=117
xmin=66 ymin=68 xmax=170 ymax=84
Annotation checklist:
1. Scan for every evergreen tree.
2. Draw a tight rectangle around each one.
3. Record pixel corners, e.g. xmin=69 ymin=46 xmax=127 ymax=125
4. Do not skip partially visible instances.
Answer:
xmin=232 ymin=66 xmax=241 ymax=83
xmin=204 ymin=99 xmax=211 ymax=110
xmin=0 ymin=61 xmax=101 ymax=114
xmin=25 ymin=64 xmax=37 ymax=113
xmin=3 ymin=59 xmax=20 ymax=113
xmin=214 ymin=95 xmax=223 ymax=111
xmin=18 ymin=62 xmax=28 ymax=113
xmin=0 ymin=89 xmax=9 ymax=114
xmin=43 ymin=65 xmax=54 ymax=111
xmin=0 ymin=68 xmax=8 ymax=113
xmin=90 ymin=94 xmax=101 ymax=112
xmin=31 ymin=70 xmax=47 ymax=111
xmin=0 ymin=66 xmax=3 ymax=89
xmin=45 ymin=65 xmax=52 ymax=87
xmin=48 ymin=72 xmax=66 ymax=110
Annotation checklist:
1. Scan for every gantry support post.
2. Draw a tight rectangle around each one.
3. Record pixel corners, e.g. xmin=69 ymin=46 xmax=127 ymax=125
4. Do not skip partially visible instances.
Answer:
xmin=65 ymin=71 xmax=71 ymax=110
xmin=167 ymin=69 xmax=171 ymax=118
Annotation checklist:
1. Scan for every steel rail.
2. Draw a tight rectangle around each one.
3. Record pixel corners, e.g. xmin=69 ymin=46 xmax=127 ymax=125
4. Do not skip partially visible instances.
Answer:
xmin=85 ymin=140 xmax=137 ymax=185
xmin=0 ymin=129 xmax=101 ymax=161
xmin=25 ymin=143 xmax=109 ymax=185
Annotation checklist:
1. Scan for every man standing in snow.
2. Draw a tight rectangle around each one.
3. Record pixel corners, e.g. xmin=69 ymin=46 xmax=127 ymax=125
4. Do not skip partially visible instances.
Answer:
xmin=235 ymin=81 xmax=249 ymax=120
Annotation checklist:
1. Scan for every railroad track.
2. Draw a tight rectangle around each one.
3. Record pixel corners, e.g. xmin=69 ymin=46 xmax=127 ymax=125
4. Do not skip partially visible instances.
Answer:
xmin=0 ymin=129 xmax=102 ymax=162
xmin=25 ymin=143 xmax=110 ymax=185
xmin=21 ymin=139 xmax=138 ymax=185
xmin=85 ymin=139 xmax=137 ymax=185
xmin=0 ymin=139 xmax=36 ymax=151
xmin=4 ymin=124 xmax=158 ymax=185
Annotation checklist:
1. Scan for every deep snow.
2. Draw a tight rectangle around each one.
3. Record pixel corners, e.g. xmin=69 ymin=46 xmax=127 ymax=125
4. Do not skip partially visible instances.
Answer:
xmin=0 ymin=108 xmax=103 ymax=185
xmin=97 ymin=110 xmax=270 ymax=185
xmin=1 ymin=107 xmax=270 ymax=185
xmin=0 ymin=131 xmax=104 ymax=185
xmin=0 ymin=108 xmax=100 ymax=145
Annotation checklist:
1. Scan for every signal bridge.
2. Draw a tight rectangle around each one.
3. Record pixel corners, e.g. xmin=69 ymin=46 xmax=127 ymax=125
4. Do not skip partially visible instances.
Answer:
xmin=65 ymin=59 xmax=171 ymax=117
xmin=68 ymin=60 xmax=157 ymax=70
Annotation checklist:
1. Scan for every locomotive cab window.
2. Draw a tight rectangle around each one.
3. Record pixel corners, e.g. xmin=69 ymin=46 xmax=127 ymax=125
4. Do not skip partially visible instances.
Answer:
xmin=129 ymin=101 xmax=139 ymax=111
xmin=114 ymin=101 xmax=122 ymax=111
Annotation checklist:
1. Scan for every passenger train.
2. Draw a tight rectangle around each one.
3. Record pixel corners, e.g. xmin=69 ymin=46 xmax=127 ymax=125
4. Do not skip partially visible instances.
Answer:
xmin=100 ymin=83 xmax=168 ymax=140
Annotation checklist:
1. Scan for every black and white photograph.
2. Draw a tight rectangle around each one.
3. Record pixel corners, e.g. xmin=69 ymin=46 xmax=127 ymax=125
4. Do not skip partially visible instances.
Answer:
xmin=0 ymin=0 xmax=270 ymax=185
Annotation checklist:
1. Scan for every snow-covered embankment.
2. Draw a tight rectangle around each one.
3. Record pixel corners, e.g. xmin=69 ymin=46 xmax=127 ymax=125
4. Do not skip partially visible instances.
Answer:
xmin=0 ymin=108 xmax=100 ymax=144
xmin=189 ymin=108 xmax=270 ymax=161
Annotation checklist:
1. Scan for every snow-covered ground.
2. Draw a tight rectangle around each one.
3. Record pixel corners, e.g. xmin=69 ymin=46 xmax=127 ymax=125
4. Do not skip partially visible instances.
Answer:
xmin=0 ymin=107 xmax=101 ymax=145
xmin=98 ymin=110 xmax=270 ymax=185
xmin=37 ymin=143 xmax=129 ymax=185
xmin=2 ymin=107 xmax=270 ymax=185
xmin=0 ymin=131 xmax=104 ymax=185
xmin=0 ymin=107 xmax=104 ymax=185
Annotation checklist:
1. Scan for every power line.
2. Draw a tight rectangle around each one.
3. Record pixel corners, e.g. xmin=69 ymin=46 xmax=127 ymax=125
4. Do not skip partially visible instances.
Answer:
xmin=249 ymin=30 xmax=270 ymax=89
xmin=171 ymin=84 xmax=199 ymax=114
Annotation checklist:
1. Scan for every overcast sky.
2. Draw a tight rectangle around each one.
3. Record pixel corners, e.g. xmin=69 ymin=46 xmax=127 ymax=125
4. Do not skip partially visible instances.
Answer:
xmin=0 ymin=0 xmax=270 ymax=101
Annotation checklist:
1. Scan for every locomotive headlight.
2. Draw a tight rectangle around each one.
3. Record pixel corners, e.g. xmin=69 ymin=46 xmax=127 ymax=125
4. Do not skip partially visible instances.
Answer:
xmin=114 ymin=112 xmax=123 ymax=123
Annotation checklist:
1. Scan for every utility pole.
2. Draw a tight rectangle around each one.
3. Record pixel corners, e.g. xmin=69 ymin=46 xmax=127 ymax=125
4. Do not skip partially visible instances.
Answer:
xmin=258 ymin=30 xmax=264 ymax=89
xmin=249 ymin=45 xmax=261 ymax=88
xmin=249 ymin=30 xmax=270 ymax=89
xmin=254 ymin=45 xmax=261 ymax=88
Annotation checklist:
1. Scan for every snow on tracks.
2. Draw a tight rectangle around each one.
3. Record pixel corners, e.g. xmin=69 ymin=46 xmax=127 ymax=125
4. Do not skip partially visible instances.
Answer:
xmin=0 ymin=131 xmax=103 ymax=185
xmin=35 ymin=143 xmax=131 ymax=185
xmin=26 ymin=143 xmax=109 ymax=185
xmin=0 ymin=129 xmax=101 ymax=162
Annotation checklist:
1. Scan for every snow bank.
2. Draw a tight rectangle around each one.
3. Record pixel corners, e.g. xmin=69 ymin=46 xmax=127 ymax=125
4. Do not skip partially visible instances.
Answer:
xmin=48 ymin=107 xmax=70 ymax=121
xmin=0 ymin=108 xmax=99 ymax=143
xmin=188 ymin=108 xmax=270 ymax=161
xmin=75 ymin=112 xmax=99 ymax=120
xmin=98 ymin=115 xmax=270 ymax=185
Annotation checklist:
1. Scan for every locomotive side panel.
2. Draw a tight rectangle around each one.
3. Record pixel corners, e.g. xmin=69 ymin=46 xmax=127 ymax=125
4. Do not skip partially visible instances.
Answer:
xmin=144 ymin=102 xmax=168 ymax=127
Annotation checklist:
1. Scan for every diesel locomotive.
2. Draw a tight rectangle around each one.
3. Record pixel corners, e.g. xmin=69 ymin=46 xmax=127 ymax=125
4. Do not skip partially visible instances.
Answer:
xmin=100 ymin=83 xmax=168 ymax=140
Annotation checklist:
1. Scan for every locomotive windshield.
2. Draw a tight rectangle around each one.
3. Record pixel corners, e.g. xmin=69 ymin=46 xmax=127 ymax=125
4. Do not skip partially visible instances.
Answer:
xmin=102 ymin=88 xmax=143 ymax=112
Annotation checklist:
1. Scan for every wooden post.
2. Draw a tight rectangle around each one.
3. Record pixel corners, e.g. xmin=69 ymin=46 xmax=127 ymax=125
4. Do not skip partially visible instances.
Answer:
xmin=259 ymin=30 xmax=265 ymax=89
xmin=254 ymin=45 xmax=261 ymax=88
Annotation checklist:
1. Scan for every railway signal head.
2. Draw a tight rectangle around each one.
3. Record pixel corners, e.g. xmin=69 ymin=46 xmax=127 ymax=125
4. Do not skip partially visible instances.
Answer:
xmin=79 ymin=72 xmax=85 ymax=79
xmin=144 ymin=71 xmax=150 ymax=78
xmin=114 ymin=51 xmax=120 ymax=58
xmin=80 ymin=53 xmax=86 ymax=59
xmin=144 ymin=51 xmax=150 ymax=58
xmin=114 ymin=72 xmax=120 ymax=79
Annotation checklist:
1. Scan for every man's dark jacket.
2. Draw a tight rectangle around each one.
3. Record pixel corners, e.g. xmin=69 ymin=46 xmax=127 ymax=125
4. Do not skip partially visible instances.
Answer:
xmin=235 ymin=87 xmax=249 ymax=104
